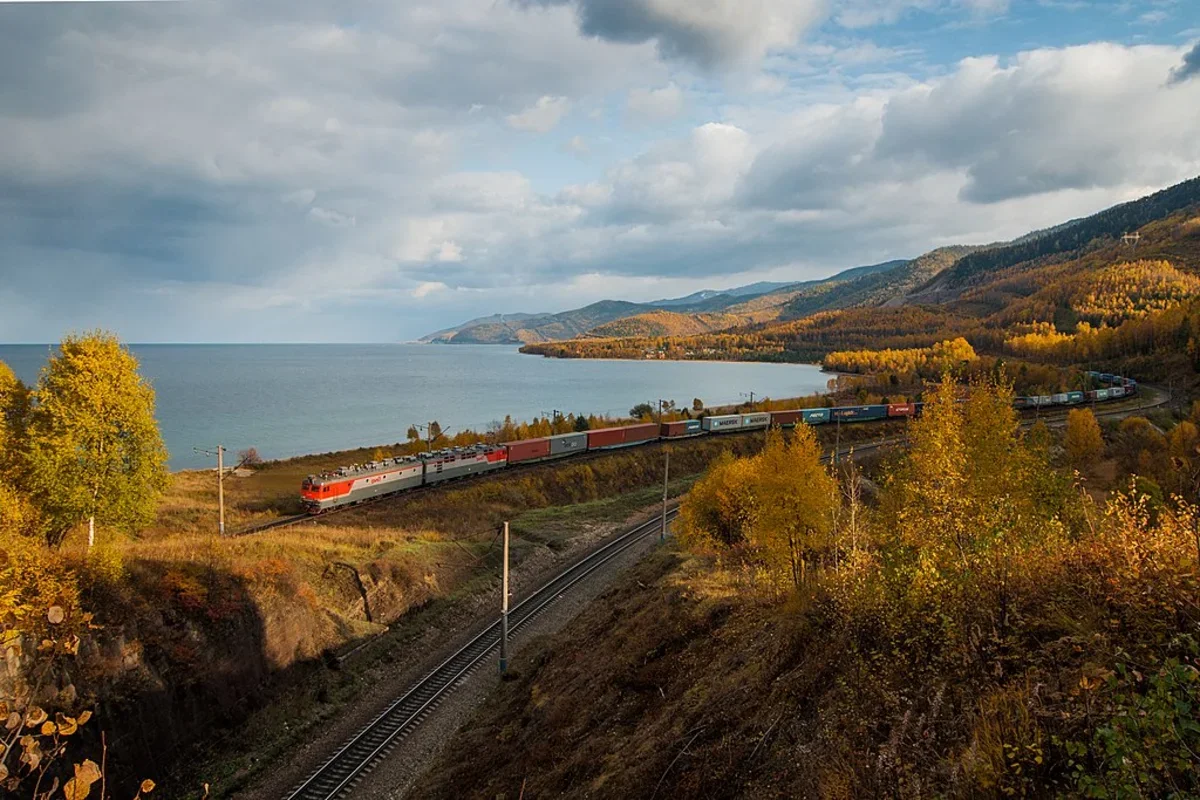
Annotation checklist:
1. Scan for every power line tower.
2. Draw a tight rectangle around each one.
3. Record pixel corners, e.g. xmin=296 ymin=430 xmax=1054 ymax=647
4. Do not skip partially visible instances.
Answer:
xmin=1121 ymin=232 xmax=1141 ymax=250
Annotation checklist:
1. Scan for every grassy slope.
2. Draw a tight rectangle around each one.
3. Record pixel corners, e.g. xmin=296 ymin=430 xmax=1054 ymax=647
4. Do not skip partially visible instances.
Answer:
xmin=413 ymin=423 xmax=1200 ymax=800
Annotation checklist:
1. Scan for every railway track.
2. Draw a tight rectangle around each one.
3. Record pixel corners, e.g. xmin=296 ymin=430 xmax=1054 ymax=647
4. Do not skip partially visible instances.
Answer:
xmin=275 ymin=385 xmax=1168 ymax=800
xmin=240 ymin=386 xmax=1168 ymax=538
xmin=284 ymin=507 xmax=680 ymax=800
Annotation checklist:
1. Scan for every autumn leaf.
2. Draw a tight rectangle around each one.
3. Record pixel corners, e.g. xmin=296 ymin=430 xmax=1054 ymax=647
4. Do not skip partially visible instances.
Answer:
xmin=57 ymin=714 xmax=78 ymax=736
xmin=76 ymin=710 xmax=92 ymax=726
xmin=40 ymin=720 xmax=56 ymax=736
xmin=141 ymin=778 xmax=157 ymax=793
xmin=47 ymin=606 xmax=64 ymax=625
xmin=24 ymin=706 xmax=47 ymax=727
xmin=5 ymin=711 xmax=19 ymax=730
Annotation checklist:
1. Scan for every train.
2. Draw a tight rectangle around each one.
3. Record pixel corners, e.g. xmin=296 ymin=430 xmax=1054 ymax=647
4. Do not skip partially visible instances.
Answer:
xmin=299 ymin=371 xmax=1139 ymax=513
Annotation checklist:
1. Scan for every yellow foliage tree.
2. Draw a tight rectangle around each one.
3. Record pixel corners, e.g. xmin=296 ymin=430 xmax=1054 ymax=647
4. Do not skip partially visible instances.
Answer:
xmin=24 ymin=332 xmax=169 ymax=548
xmin=1065 ymin=408 xmax=1104 ymax=469
xmin=755 ymin=427 xmax=838 ymax=587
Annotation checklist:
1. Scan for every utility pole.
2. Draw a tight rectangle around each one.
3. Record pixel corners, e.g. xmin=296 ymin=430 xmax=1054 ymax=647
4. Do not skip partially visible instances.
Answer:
xmin=834 ymin=416 xmax=842 ymax=466
xmin=194 ymin=445 xmax=228 ymax=535
xmin=661 ymin=449 xmax=669 ymax=542
xmin=500 ymin=521 xmax=510 ymax=674
xmin=741 ymin=391 xmax=756 ymax=407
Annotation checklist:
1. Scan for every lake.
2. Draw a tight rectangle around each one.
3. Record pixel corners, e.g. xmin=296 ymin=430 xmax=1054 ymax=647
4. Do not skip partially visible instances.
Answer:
xmin=0 ymin=344 xmax=833 ymax=470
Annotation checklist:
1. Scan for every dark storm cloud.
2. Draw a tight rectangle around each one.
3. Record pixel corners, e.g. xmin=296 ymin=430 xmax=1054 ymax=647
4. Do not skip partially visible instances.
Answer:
xmin=516 ymin=0 xmax=824 ymax=67
xmin=1169 ymin=42 xmax=1200 ymax=84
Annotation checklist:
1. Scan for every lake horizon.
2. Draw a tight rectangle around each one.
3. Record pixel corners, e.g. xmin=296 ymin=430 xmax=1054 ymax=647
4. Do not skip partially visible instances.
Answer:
xmin=1 ymin=343 xmax=835 ymax=471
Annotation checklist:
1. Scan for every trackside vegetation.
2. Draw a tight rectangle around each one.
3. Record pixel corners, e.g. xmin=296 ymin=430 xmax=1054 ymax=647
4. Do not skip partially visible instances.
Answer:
xmin=414 ymin=376 xmax=1200 ymax=799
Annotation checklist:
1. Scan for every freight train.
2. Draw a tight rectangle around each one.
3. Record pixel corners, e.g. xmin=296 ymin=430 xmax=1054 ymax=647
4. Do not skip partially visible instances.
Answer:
xmin=299 ymin=371 xmax=1138 ymax=513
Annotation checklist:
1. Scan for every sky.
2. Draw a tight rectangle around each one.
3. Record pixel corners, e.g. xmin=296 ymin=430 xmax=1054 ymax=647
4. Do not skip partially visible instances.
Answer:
xmin=1 ymin=0 xmax=1199 ymax=343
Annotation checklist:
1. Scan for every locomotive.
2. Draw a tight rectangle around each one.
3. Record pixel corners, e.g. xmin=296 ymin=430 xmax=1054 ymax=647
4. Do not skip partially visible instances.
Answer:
xmin=300 ymin=371 xmax=1138 ymax=514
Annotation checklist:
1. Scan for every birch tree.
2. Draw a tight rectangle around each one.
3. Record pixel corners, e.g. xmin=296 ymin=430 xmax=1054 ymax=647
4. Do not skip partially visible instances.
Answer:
xmin=25 ymin=333 xmax=168 ymax=548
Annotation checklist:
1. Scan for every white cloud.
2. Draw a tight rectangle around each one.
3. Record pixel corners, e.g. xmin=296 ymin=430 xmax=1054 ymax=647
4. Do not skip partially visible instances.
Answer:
xmin=412 ymin=281 xmax=449 ymax=298
xmin=626 ymin=83 xmax=685 ymax=122
xmin=506 ymin=95 xmax=571 ymax=132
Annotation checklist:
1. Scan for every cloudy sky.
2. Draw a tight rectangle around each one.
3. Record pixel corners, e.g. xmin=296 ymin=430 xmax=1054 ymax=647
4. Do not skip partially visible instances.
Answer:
xmin=2 ymin=0 xmax=1199 ymax=343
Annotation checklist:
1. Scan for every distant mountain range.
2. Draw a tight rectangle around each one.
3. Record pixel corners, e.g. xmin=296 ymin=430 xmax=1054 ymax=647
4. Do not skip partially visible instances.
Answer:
xmin=418 ymin=261 xmax=909 ymax=344
xmin=422 ymin=175 xmax=1200 ymax=348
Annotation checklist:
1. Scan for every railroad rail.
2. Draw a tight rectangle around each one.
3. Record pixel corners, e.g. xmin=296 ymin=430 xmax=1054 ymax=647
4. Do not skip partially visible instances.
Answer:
xmin=277 ymin=386 xmax=1167 ymax=799
xmin=284 ymin=507 xmax=681 ymax=800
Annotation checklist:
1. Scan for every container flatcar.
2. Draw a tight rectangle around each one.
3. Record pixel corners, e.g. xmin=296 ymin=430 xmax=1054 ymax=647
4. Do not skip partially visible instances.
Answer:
xmin=505 ymin=437 xmax=551 ymax=465
xmin=702 ymin=414 xmax=742 ymax=432
xmin=831 ymin=405 xmax=888 ymax=422
xmin=741 ymin=413 xmax=771 ymax=429
xmin=549 ymin=431 xmax=588 ymax=456
xmin=661 ymin=419 xmax=703 ymax=438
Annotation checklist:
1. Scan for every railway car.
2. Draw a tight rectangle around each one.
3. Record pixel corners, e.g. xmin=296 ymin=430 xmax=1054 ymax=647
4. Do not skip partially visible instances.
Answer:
xmin=769 ymin=409 xmax=803 ymax=427
xmin=741 ymin=412 xmax=771 ymax=429
xmin=586 ymin=422 xmax=659 ymax=450
xmin=301 ymin=456 xmax=425 ymax=513
xmin=1051 ymin=393 xmax=1069 ymax=405
xmin=549 ymin=431 xmax=588 ymax=456
xmin=702 ymin=414 xmax=742 ymax=432
xmin=421 ymin=445 xmax=508 ymax=485
xmin=504 ymin=437 xmax=551 ymax=465
xmin=1100 ymin=373 xmax=1116 ymax=384
xmin=887 ymin=402 xmax=916 ymax=418
xmin=1068 ymin=391 xmax=1084 ymax=403
xmin=802 ymin=408 xmax=831 ymax=424
xmin=661 ymin=419 xmax=702 ymax=438
xmin=831 ymin=405 xmax=889 ymax=422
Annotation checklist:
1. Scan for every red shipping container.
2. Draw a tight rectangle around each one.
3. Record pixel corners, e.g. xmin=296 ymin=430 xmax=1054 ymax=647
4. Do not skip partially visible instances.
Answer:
xmin=623 ymin=423 xmax=659 ymax=443
xmin=504 ymin=438 xmax=551 ymax=464
xmin=587 ymin=427 xmax=626 ymax=449
xmin=887 ymin=403 xmax=916 ymax=417
xmin=770 ymin=410 xmax=804 ymax=426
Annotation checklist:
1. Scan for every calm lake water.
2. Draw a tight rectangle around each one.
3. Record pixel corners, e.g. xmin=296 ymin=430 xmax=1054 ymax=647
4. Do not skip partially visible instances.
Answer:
xmin=0 ymin=344 xmax=832 ymax=470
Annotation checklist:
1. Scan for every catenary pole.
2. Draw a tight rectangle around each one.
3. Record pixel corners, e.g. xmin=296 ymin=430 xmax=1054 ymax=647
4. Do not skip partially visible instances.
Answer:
xmin=500 ymin=521 xmax=510 ymax=674
xmin=217 ymin=444 xmax=226 ymax=536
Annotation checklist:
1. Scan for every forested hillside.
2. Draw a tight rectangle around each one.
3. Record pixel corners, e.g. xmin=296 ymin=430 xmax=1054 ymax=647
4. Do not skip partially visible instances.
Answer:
xmin=420 ymin=261 xmax=911 ymax=344
xmin=523 ymin=176 xmax=1200 ymax=391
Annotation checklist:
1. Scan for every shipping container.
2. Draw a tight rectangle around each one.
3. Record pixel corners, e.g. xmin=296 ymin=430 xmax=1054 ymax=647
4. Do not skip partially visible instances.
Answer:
xmin=802 ymin=408 xmax=831 ymax=425
xmin=741 ymin=413 xmax=771 ymax=429
xmin=623 ymin=423 xmax=660 ymax=444
xmin=887 ymin=403 xmax=916 ymax=417
xmin=1086 ymin=370 xmax=1103 ymax=381
xmin=548 ymin=432 xmax=588 ymax=456
xmin=1100 ymin=373 xmax=1116 ymax=384
xmin=661 ymin=419 xmax=703 ymax=437
xmin=1109 ymin=386 xmax=1126 ymax=398
xmin=1051 ymin=393 xmax=1069 ymax=405
xmin=770 ymin=410 xmax=804 ymax=427
xmin=702 ymin=414 xmax=743 ymax=432
xmin=504 ymin=438 xmax=551 ymax=464
xmin=831 ymin=405 xmax=889 ymax=422
xmin=586 ymin=427 xmax=626 ymax=449
xmin=1013 ymin=397 xmax=1031 ymax=409
xmin=1067 ymin=391 xmax=1085 ymax=403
